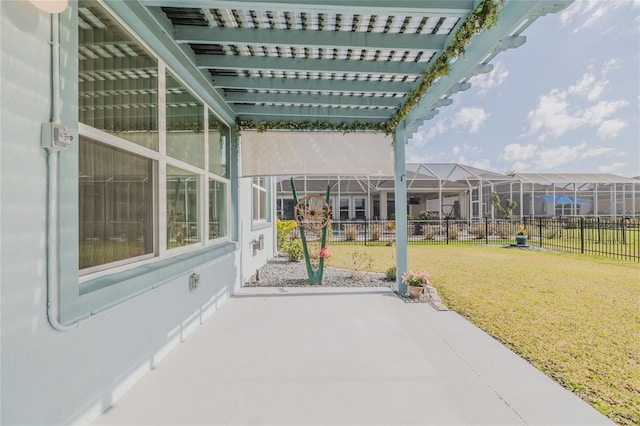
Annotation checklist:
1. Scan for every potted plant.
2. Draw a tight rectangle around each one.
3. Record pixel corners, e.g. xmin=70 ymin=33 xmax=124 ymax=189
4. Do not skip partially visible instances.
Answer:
xmin=402 ymin=270 xmax=431 ymax=299
xmin=515 ymin=224 xmax=528 ymax=246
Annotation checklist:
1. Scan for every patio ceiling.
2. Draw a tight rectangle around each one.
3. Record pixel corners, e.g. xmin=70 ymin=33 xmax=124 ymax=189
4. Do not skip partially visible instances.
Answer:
xmin=106 ymin=0 xmax=572 ymax=134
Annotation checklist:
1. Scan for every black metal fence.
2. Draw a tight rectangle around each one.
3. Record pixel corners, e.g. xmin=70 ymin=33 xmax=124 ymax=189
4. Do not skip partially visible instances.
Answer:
xmin=296 ymin=217 xmax=640 ymax=262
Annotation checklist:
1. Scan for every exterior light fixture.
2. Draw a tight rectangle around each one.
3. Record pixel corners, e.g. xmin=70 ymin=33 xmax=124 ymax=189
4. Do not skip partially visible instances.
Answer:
xmin=27 ymin=0 xmax=68 ymax=14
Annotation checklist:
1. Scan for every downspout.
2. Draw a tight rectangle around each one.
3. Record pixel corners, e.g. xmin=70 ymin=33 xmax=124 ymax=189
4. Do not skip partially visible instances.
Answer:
xmin=46 ymin=13 xmax=79 ymax=331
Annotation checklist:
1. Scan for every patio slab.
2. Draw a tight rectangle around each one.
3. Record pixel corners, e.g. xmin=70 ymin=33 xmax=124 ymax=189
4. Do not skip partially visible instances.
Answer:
xmin=93 ymin=286 xmax=611 ymax=425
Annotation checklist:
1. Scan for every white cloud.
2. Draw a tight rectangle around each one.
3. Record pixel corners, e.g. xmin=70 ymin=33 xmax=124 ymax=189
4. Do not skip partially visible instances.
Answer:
xmin=470 ymin=159 xmax=493 ymax=170
xmin=469 ymin=61 xmax=509 ymax=95
xmin=501 ymin=143 xmax=537 ymax=161
xmin=452 ymin=107 xmax=489 ymax=133
xmin=413 ymin=106 xmax=490 ymax=145
xmin=602 ymin=58 xmax=622 ymax=76
xmin=560 ymin=0 xmax=624 ymax=33
xmin=502 ymin=142 xmax=615 ymax=171
xmin=535 ymin=143 xmax=588 ymax=169
xmin=526 ymin=90 xmax=584 ymax=139
xmin=597 ymin=119 xmax=628 ymax=139
xmin=583 ymin=100 xmax=628 ymax=124
xmin=598 ymin=162 xmax=627 ymax=173
xmin=568 ymin=73 xmax=608 ymax=101
xmin=525 ymin=72 xmax=628 ymax=141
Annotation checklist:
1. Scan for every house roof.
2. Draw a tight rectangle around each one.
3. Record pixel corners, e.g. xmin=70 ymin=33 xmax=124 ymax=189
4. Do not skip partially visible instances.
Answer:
xmin=104 ymin=0 xmax=572 ymax=133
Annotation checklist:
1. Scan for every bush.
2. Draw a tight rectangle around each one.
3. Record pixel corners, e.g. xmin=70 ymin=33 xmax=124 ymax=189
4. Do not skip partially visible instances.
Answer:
xmin=448 ymin=226 xmax=459 ymax=240
xmin=368 ymin=223 xmax=385 ymax=241
xmin=276 ymin=219 xmax=298 ymax=250
xmin=494 ymin=222 xmax=518 ymax=238
xmin=422 ymin=225 xmax=437 ymax=240
xmin=385 ymin=266 xmax=396 ymax=281
xmin=344 ymin=224 xmax=358 ymax=241
xmin=283 ymin=240 xmax=304 ymax=262
xmin=469 ymin=222 xmax=487 ymax=239
xmin=543 ymin=228 xmax=559 ymax=239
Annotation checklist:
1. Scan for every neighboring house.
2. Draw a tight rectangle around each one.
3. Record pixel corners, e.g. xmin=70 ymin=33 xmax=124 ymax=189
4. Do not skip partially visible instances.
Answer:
xmin=277 ymin=164 xmax=640 ymax=220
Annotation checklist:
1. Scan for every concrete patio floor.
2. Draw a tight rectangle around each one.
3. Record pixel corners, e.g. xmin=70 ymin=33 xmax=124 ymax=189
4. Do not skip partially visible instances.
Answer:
xmin=93 ymin=286 xmax=611 ymax=425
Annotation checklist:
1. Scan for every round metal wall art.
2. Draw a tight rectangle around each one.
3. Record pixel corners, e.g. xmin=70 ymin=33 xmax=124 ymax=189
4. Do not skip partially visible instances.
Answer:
xmin=294 ymin=195 xmax=331 ymax=232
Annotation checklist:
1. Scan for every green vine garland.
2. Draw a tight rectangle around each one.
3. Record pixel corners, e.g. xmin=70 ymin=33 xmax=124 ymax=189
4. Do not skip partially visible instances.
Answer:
xmin=236 ymin=0 xmax=504 ymax=136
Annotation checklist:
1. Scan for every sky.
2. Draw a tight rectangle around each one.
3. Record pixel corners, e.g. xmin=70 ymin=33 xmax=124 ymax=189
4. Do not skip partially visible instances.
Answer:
xmin=407 ymin=0 xmax=640 ymax=178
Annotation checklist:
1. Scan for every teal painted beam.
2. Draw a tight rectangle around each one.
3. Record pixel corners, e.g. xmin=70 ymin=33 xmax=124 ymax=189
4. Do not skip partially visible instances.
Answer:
xmin=141 ymin=1 xmax=475 ymax=17
xmin=406 ymin=0 xmax=565 ymax=127
xmin=197 ymin=55 xmax=427 ymax=77
xmin=225 ymin=91 xmax=403 ymax=108
xmin=175 ymin=26 xmax=448 ymax=52
xmin=394 ymin=125 xmax=408 ymax=295
xmin=103 ymin=0 xmax=236 ymax=125
xmin=213 ymin=76 xmax=414 ymax=93
xmin=233 ymin=104 xmax=393 ymax=119
xmin=238 ymin=116 xmax=386 ymax=127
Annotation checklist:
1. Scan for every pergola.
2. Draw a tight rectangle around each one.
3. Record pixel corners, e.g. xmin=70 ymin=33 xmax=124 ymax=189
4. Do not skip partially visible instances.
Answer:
xmin=106 ymin=0 xmax=573 ymax=292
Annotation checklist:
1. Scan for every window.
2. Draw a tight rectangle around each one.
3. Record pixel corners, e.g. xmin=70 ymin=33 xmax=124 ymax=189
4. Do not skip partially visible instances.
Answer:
xmin=354 ymin=197 xmax=366 ymax=219
xmin=78 ymin=0 xmax=230 ymax=277
xmin=252 ymin=177 xmax=268 ymax=222
xmin=79 ymin=137 xmax=154 ymax=271
xmin=209 ymin=179 xmax=227 ymax=240
xmin=78 ymin=2 xmax=158 ymax=151
xmin=340 ymin=198 xmax=349 ymax=220
xmin=166 ymin=166 xmax=200 ymax=248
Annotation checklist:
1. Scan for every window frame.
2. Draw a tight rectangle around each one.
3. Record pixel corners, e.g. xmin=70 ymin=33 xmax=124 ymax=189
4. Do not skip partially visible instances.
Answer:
xmin=252 ymin=177 xmax=271 ymax=229
xmin=76 ymin=2 xmax=232 ymax=284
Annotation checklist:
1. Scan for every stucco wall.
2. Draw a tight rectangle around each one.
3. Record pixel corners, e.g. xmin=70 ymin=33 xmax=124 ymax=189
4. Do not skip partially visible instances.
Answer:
xmin=238 ymin=177 xmax=276 ymax=284
xmin=0 ymin=2 xmax=273 ymax=424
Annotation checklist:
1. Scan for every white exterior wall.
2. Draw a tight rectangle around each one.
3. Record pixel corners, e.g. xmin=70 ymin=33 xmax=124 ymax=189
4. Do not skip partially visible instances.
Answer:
xmin=0 ymin=3 xmax=273 ymax=424
xmin=238 ymin=177 xmax=276 ymax=283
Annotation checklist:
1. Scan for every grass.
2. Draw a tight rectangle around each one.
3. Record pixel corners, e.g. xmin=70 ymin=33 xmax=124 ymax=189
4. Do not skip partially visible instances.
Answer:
xmin=325 ymin=244 xmax=640 ymax=425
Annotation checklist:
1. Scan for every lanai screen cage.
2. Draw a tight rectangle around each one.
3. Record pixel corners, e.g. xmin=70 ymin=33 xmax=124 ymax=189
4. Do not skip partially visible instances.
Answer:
xmin=277 ymin=163 xmax=517 ymax=221
xmin=277 ymin=165 xmax=640 ymax=221
xmin=488 ymin=173 xmax=639 ymax=218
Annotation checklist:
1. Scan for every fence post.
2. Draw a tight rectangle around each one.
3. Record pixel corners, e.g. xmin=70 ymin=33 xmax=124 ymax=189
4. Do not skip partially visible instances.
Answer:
xmin=538 ymin=217 xmax=543 ymax=248
xmin=580 ymin=217 xmax=585 ymax=254
xmin=621 ymin=217 xmax=626 ymax=245
xmin=484 ymin=217 xmax=489 ymax=245
xmin=445 ymin=218 xmax=449 ymax=244
xmin=364 ymin=218 xmax=368 ymax=246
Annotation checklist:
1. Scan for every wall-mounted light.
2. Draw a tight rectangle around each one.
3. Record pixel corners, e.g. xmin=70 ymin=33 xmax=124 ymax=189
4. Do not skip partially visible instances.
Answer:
xmin=27 ymin=0 xmax=68 ymax=14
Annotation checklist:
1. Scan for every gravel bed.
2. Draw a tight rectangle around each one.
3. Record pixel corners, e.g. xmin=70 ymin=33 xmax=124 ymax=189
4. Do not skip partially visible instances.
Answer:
xmin=244 ymin=256 xmax=448 ymax=310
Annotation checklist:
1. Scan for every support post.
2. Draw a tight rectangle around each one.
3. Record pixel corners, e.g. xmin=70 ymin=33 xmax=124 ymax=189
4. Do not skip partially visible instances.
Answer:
xmin=394 ymin=126 xmax=408 ymax=294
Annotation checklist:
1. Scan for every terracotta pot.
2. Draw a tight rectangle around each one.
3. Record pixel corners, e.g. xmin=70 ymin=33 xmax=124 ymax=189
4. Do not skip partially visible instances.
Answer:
xmin=408 ymin=285 xmax=424 ymax=299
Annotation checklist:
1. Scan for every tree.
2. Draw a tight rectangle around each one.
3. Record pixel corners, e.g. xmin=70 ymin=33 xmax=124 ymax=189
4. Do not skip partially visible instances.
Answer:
xmin=491 ymin=192 xmax=517 ymax=219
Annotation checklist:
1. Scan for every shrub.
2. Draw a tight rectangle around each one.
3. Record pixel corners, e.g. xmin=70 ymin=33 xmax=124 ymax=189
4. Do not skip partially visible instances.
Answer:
xmin=495 ymin=222 xmax=518 ymax=238
xmin=448 ymin=226 xmax=459 ymax=240
xmin=368 ymin=223 xmax=385 ymax=241
xmin=283 ymin=240 xmax=304 ymax=262
xmin=469 ymin=222 xmax=486 ymax=239
xmin=276 ymin=219 xmax=298 ymax=250
xmin=344 ymin=224 xmax=358 ymax=241
xmin=543 ymin=228 xmax=559 ymax=239
xmin=385 ymin=266 xmax=396 ymax=281
xmin=422 ymin=225 xmax=437 ymax=240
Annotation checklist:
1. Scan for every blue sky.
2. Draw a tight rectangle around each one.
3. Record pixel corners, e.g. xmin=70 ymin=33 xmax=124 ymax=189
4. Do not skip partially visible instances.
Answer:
xmin=408 ymin=0 xmax=640 ymax=178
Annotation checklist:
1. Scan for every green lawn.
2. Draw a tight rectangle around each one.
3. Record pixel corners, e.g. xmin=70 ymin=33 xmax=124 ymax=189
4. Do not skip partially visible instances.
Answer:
xmin=325 ymin=244 xmax=640 ymax=425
